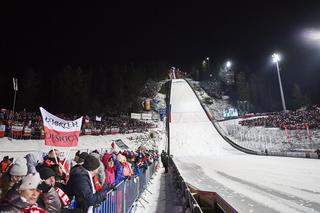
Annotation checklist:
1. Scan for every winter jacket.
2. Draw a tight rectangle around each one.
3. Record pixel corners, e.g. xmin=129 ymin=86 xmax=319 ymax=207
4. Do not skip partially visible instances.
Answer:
xmin=0 ymin=160 xmax=11 ymax=174
xmin=114 ymin=159 xmax=125 ymax=185
xmin=132 ymin=162 xmax=140 ymax=177
xmin=90 ymin=152 xmax=106 ymax=185
xmin=0 ymin=187 xmax=33 ymax=212
xmin=101 ymin=154 xmax=115 ymax=186
xmin=66 ymin=165 xmax=110 ymax=212
xmin=38 ymin=186 xmax=62 ymax=212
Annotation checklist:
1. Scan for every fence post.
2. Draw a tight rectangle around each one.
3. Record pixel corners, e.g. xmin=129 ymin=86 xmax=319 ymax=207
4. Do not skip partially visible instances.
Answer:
xmin=123 ymin=180 xmax=126 ymax=213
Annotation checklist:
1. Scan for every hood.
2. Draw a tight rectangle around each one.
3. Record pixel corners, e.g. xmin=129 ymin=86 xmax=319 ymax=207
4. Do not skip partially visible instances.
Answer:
xmin=101 ymin=153 xmax=112 ymax=167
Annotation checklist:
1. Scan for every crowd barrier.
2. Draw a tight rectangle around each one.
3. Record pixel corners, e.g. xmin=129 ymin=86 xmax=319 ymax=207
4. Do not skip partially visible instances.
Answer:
xmin=169 ymin=157 xmax=202 ymax=213
xmin=94 ymin=163 xmax=155 ymax=213
xmin=0 ymin=126 xmax=157 ymax=140
xmin=169 ymin=156 xmax=237 ymax=213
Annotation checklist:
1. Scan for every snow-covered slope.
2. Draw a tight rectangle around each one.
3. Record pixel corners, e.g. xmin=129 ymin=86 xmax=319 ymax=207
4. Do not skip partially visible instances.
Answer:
xmin=169 ymin=79 xmax=320 ymax=213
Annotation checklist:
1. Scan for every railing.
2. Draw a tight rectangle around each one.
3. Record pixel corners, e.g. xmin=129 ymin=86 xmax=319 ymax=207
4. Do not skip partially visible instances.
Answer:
xmin=169 ymin=157 xmax=203 ymax=213
xmin=170 ymin=156 xmax=238 ymax=213
xmin=94 ymin=163 xmax=155 ymax=213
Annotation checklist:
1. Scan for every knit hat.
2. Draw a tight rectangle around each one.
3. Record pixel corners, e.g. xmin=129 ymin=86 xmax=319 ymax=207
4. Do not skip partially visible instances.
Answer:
xmin=39 ymin=167 xmax=56 ymax=180
xmin=10 ymin=157 xmax=28 ymax=176
xmin=79 ymin=152 xmax=89 ymax=161
xmin=83 ymin=155 xmax=100 ymax=171
xmin=19 ymin=172 xmax=41 ymax=190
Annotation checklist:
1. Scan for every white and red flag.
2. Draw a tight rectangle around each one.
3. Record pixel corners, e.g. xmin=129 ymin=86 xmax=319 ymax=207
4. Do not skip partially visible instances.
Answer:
xmin=40 ymin=107 xmax=83 ymax=147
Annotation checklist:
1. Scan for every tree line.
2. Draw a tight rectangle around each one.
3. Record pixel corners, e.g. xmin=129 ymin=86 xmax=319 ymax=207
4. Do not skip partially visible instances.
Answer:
xmin=191 ymin=61 xmax=312 ymax=113
xmin=0 ymin=62 xmax=169 ymax=115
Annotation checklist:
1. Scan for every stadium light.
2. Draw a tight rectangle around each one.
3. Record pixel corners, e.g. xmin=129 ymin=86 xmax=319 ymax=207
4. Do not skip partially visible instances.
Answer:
xmin=272 ymin=53 xmax=281 ymax=63
xmin=226 ymin=61 xmax=232 ymax=68
xmin=272 ymin=53 xmax=287 ymax=112
xmin=207 ymin=57 xmax=212 ymax=79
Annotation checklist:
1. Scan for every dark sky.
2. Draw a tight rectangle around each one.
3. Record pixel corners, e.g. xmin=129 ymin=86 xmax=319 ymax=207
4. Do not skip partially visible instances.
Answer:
xmin=1 ymin=1 xmax=320 ymax=102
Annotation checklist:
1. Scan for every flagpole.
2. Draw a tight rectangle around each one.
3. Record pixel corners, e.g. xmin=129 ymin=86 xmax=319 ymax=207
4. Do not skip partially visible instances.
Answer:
xmin=12 ymin=78 xmax=18 ymax=119
xmin=51 ymin=147 xmax=59 ymax=164
xmin=11 ymin=78 xmax=18 ymax=139
xmin=63 ymin=149 xmax=71 ymax=167
xmin=51 ymin=147 xmax=68 ymax=175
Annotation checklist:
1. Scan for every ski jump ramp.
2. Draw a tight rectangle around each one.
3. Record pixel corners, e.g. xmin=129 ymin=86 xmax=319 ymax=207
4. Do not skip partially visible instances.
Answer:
xmin=169 ymin=79 xmax=320 ymax=213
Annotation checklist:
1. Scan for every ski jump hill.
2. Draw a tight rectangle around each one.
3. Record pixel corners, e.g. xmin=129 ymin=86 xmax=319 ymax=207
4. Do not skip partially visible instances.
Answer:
xmin=169 ymin=79 xmax=320 ymax=213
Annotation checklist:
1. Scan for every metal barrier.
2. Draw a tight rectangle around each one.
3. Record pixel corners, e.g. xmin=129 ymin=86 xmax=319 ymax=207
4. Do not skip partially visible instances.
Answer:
xmin=170 ymin=157 xmax=237 ymax=213
xmin=94 ymin=163 xmax=155 ymax=213
xmin=169 ymin=157 xmax=203 ymax=213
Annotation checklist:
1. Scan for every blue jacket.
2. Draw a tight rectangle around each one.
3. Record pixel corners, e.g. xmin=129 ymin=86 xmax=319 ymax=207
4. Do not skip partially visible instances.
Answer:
xmin=114 ymin=159 xmax=125 ymax=185
xmin=67 ymin=166 xmax=109 ymax=212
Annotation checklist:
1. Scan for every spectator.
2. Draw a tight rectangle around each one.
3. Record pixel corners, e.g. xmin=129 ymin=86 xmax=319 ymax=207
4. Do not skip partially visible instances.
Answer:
xmin=161 ymin=150 xmax=168 ymax=173
xmin=70 ymin=150 xmax=81 ymax=168
xmin=70 ymin=152 xmax=88 ymax=173
xmin=38 ymin=167 xmax=62 ymax=212
xmin=43 ymin=149 xmax=69 ymax=184
xmin=67 ymin=154 xmax=111 ymax=212
xmin=0 ymin=172 xmax=45 ymax=212
xmin=114 ymin=154 xmax=133 ymax=185
xmin=90 ymin=151 xmax=105 ymax=191
xmin=1 ymin=156 xmax=12 ymax=175
xmin=239 ymin=105 xmax=320 ymax=130
xmin=0 ymin=157 xmax=28 ymax=199
xmin=101 ymin=153 xmax=115 ymax=188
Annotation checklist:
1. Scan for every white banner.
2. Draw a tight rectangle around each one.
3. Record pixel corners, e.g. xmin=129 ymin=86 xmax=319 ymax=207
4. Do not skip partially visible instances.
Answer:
xmin=84 ymin=129 xmax=92 ymax=135
xmin=96 ymin=116 xmax=102 ymax=121
xmin=40 ymin=107 xmax=83 ymax=147
xmin=111 ymin=127 xmax=120 ymax=134
xmin=0 ymin=125 xmax=6 ymax=131
xmin=12 ymin=125 xmax=23 ymax=131
xmin=141 ymin=113 xmax=152 ymax=120
xmin=131 ymin=113 xmax=141 ymax=120
xmin=23 ymin=127 xmax=32 ymax=133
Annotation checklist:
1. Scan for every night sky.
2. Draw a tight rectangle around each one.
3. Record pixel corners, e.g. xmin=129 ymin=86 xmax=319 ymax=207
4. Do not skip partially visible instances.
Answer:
xmin=1 ymin=1 xmax=320 ymax=108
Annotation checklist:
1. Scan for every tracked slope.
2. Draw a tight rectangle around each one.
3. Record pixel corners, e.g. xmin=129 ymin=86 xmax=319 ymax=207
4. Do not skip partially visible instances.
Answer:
xmin=169 ymin=79 xmax=320 ymax=213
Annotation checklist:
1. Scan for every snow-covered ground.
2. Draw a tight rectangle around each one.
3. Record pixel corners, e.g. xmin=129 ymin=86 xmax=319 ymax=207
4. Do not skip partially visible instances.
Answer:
xmin=170 ymin=79 xmax=320 ymax=213
xmin=217 ymin=118 xmax=320 ymax=153
xmin=188 ymin=79 xmax=320 ymax=153
xmin=0 ymin=120 xmax=167 ymax=161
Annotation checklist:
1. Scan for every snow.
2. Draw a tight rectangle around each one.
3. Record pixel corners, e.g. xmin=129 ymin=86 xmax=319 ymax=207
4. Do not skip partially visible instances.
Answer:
xmin=170 ymin=79 xmax=320 ymax=213
xmin=2 ymin=78 xmax=320 ymax=212
xmin=0 ymin=121 xmax=167 ymax=161
xmin=217 ymin=118 xmax=320 ymax=153
xmin=188 ymin=78 xmax=320 ymax=153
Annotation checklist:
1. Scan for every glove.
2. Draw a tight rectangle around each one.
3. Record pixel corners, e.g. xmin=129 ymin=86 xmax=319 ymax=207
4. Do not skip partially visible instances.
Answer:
xmin=111 ymin=185 xmax=117 ymax=191
xmin=37 ymin=181 xmax=52 ymax=193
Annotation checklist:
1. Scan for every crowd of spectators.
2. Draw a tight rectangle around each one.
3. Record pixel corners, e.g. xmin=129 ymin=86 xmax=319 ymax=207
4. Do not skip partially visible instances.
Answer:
xmin=239 ymin=105 xmax=320 ymax=130
xmin=82 ymin=115 xmax=156 ymax=135
xmin=0 ymin=147 xmax=160 ymax=212
xmin=0 ymin=108 xmax=156 ymax=139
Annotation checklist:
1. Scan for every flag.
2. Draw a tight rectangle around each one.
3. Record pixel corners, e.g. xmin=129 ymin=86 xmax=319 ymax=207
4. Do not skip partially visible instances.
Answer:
xmin=0 ymin=125 xmax=5 ymax=137
xmin=13 ymin=78 xmax=18 ymax=91
xmin=95 ymin=116 xmax=102 ymax=122
xmin=40 ymin=107 xmax=82 ymax=147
